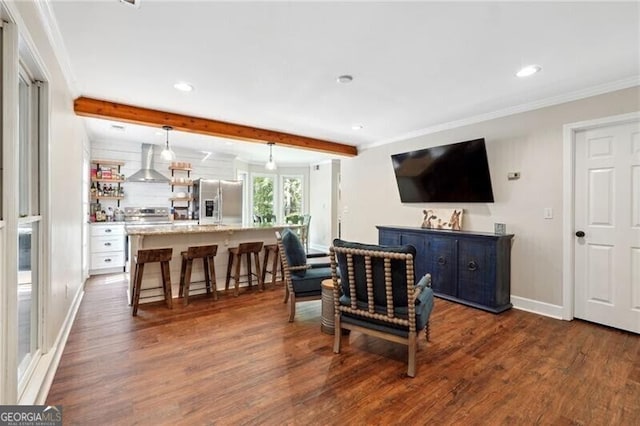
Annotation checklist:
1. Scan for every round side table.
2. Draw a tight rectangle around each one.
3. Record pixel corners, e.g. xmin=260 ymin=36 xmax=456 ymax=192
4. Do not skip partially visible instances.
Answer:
xmin=321 ymin=279 xmax=336 ymax=335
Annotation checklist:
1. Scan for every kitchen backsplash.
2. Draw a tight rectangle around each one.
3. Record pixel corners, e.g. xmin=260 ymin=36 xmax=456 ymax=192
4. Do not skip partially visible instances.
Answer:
xmin=91 ymin=139 xmax=235 ymax=210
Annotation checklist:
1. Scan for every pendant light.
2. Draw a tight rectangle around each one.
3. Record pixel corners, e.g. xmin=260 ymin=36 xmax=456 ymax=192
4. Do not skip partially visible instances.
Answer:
xmin=265 ymin=142 xmax=277 ymax=170
xmin=161 ymin=125 xmax=176 ymax=161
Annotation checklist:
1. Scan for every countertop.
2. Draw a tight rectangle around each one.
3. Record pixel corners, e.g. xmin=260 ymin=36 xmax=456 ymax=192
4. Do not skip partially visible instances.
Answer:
xmin=125 ymin=222 xmax=301 ymax=236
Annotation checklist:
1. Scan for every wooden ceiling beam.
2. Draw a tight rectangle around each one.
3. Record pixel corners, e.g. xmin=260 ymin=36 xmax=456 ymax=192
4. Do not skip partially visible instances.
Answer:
xmin=74 ymin=96 xmax=358 ymax=157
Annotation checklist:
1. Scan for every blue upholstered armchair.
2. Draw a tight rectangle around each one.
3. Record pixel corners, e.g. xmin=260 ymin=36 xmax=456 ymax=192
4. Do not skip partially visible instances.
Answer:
xmin=330 ymin=239 xmax=434 ymax=377
xmin=276 ymin=228 xmax=333 ymax=322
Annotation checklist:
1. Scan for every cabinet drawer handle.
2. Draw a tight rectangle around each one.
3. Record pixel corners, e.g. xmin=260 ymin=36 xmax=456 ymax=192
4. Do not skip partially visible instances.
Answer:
xmin=467 ymin=260 xmax=478 ymax=271
xmin=104 ymin=242 xmax=112 ymax=246
xmin=437 ymin=256 xmax=446 ymax=265
xmin=105 ymin=229 xmax=112 ymax=233
xmin=104 ymin=258 xmax=112 ymax=263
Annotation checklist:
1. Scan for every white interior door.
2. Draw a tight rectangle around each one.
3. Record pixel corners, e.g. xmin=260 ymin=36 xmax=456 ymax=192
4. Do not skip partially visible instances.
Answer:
xmin=574 ymin=120 xmax=640 ymax=333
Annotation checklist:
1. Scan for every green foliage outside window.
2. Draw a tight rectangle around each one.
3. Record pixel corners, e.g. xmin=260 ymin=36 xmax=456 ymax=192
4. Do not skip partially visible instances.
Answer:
xmin=283 ymin=177 xmax=302 ymax=222
xmin=253 ymin=176 xmax=274 ymax=220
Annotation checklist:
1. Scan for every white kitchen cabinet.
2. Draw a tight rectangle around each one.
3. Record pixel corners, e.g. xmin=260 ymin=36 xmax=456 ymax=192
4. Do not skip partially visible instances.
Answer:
xmin=89 ymin=223 xmax=125 ymax=275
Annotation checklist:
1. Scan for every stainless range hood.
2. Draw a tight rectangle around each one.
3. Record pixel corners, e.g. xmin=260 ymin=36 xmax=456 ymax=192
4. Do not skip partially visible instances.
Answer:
xmin=126 ymin=144 xmax=170 ymax=183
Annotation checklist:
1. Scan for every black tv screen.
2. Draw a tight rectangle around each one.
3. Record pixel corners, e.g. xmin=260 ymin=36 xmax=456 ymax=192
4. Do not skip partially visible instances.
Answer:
xmin=391 ymin=138 xmax=494 ymax=203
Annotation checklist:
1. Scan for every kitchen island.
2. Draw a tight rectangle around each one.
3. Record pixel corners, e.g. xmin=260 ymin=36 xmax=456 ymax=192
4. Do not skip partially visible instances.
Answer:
xmin=126 ymin=222 xmax=301 ymax=304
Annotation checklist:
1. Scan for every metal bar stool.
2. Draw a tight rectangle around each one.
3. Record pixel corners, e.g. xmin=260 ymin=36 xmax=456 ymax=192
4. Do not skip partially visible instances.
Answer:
xmin=179 ymin=244 xmax=218 ymax=306
xmin=131 ymin=248 xmax=173 ymax=316
xmin=261 ymin=243 xmax=282 ymax=289
xmin=225 ymin=241 xmax=264 ymax=296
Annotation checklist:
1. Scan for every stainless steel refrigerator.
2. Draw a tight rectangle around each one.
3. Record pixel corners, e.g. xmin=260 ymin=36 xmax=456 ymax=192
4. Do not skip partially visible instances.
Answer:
xmin=193 ymin=179 xmax=243 ymax=225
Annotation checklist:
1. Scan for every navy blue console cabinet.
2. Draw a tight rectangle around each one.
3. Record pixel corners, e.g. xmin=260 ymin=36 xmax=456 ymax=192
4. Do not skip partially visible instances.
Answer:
xmin=377 ymin=225 xmax=514 ymax=313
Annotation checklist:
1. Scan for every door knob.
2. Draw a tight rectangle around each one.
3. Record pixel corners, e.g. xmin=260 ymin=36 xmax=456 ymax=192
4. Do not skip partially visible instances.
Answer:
xmin=575 ymin=231 xmax=585 ymax=238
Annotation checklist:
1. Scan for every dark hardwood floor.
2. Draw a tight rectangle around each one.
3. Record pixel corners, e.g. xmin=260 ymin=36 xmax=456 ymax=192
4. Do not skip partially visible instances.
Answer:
xmin=46 ymin=274 xmax=640 ymax=425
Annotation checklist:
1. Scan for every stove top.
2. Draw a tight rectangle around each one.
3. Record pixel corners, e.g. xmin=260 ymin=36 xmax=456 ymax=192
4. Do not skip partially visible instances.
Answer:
xmin=124 ymin=207 xmax=172 ymax=225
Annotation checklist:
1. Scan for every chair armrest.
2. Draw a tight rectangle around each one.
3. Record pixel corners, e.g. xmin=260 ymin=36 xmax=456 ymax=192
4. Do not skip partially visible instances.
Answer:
xmin=413 ymin=274 xmax=432 ymax=304
xmin=309 ymin=262 xmax=331 ymax=269
xmin=416 ymin=273 xmax=432 ymax=289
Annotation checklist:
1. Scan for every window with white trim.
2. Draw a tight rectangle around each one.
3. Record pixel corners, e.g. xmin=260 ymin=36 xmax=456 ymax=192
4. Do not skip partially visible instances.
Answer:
xmin=281 ymin=175 xmax=303 ymax=223
xmin=252 ymin=174 xmax=275 ymax=223
xmin=16 ymin=63 xmax=43 ymax=388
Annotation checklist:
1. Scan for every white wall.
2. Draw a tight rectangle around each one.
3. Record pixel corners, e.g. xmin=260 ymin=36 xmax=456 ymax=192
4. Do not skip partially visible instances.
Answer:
xmin=340 ymin=86 xmax=640 ymax=308
xmin=309 ymin=159 xmax=340 ymax=250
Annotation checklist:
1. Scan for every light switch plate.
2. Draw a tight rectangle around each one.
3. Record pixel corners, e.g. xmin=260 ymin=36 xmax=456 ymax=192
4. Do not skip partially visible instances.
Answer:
xmin=544 ymin=208 xmax=553 ymax=219
xmin=494 ymin=223 xmax=506 ymax=235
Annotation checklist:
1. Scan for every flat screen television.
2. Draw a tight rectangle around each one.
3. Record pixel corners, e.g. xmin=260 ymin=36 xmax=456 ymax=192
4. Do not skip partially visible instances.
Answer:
xmin=391 ymin=138 xmax=494 ymax=203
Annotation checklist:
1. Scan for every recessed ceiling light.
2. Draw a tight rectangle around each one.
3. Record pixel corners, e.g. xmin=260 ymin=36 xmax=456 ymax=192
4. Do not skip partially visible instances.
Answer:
xmin=224 ymin=141 xmax=234 ymax=146
xmin=516 ymin=65 xmax=542 ymax=78
xmin=337 ymin=75 xmax=353 ymax=84
xmin=352 ymin=124 xmax=363 ymax=131
xmin=174 ymin=82 xmax=194 ymax=92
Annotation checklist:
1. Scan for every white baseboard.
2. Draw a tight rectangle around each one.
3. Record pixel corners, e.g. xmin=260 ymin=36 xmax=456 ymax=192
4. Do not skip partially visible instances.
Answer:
xmin=511 ymin=295 xmax=564 ymax=320
xmin=18 ymin=280 xmax=85 ymax=404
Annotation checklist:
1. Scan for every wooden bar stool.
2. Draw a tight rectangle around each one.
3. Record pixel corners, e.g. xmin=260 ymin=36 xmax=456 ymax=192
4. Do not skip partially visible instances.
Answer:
xmin=179 ymin=244 xmax=218 ymax=306
xmin=261 ymin=244 xmax=283 ymax=289
xmin=131 ymin=248 xmax=173 ymax=316
xmin=225 ymin=241 xmax=264 ymax=296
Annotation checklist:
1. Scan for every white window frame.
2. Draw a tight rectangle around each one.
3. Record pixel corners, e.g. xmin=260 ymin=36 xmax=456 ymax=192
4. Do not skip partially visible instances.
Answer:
xmin=250 ymin=172 xmax=279 ymax=222
xmin=16 ymin=58 xmax=45 ymax=399
xmin=0 ymin=15 xmax=51 ymax=404
xmin=1 ymin=18 xmax=20 ymax=406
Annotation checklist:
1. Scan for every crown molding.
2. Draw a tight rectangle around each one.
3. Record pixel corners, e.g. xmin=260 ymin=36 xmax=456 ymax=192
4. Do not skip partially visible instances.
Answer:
xmin=363 ymin=76 xmax=640 ymax=151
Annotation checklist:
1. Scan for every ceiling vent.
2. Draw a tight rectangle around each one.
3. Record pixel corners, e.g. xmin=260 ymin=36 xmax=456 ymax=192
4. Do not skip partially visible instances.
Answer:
xmin=119 ymin=0 xmax=141 ymax=8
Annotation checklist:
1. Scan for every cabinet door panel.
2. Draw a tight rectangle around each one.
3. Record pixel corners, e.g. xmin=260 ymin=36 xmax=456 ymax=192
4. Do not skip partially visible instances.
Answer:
xmin=428 ymin=237 xmax=457 ymax=296
xmin=91 ymin=224 xmax=124 ymax=237
xmin=399 ymin=233 xmax=427 ymax=282
xmin=379 ymin=230 xmax=400 ymax=246
xmin=91 ymin=235 xmax=124 ymax=253
xmin=90 ymin=252 xmax=125 ymax=270
xmin=458 ymin=239 xmax=496 ymax=306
